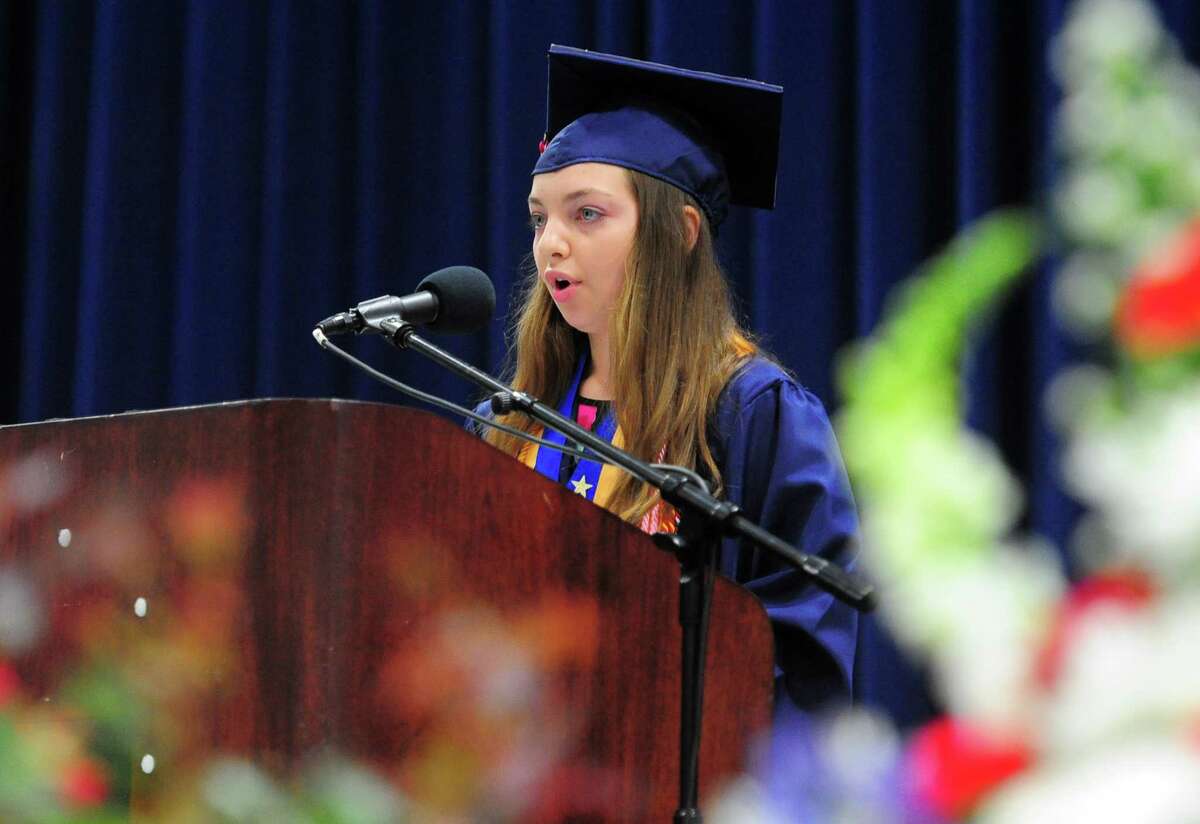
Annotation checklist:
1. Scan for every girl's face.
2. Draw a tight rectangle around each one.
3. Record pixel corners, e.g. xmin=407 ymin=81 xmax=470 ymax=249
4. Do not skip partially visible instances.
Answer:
xmin=528 ymin=163 xmax=638 ymax=338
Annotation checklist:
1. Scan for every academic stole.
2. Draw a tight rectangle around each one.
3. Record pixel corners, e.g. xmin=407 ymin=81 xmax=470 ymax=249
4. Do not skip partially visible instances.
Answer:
xmin=517 ymin=357 xmax=678 ymax=535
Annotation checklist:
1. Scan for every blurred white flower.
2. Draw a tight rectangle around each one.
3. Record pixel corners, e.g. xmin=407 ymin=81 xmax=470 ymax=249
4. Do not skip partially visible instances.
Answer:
xmin=827 ymin=709 xmax=899 ymax=771
xmin=1052 ymin=0 xmax=1162 ymax=88
xmin=1042 ymin=595 xmax=1200 ymax=754
xmin=1055 ymin=90 xmax=1119 ymax=158
xmin=1125 ymin=95 xmax=1199 ymax=168
xmin=707 ymin=776 xmax=789 ymax=824
xmin=1054 ymin=165 xmax=1144 ymax=246
xmin=1050 ymin=255 xmax=1122 ymax=339
xmin=0 ymin=567 xmax=44 ymax=654
xmin=978 ymin=734 xmax=1200 ymax=824
xmin=201 ymin=758 xmax=299 ymax=821
xmin=4 ymin=449 xmax=71 ymax=513
xmin=1043 ymin=363 xmax=1115 ymax=433
xmin=303 ymin=754 xmax=408 ymax=824
xmin=1064 ymin=382 xmax=1200 ymax=575
xmin=926 ymin=546 xmax=1062 ymax=727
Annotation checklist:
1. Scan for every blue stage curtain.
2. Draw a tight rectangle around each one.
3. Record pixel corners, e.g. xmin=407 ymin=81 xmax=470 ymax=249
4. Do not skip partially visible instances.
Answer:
xmin=3 ymin=1 xmax=1199 ymax=729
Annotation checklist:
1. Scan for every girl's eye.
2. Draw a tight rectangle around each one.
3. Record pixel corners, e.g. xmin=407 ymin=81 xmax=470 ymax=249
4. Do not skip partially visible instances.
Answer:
xmin=529 ymin=213 xmax=545 ymax=231
xmin=579 ymin=207 xmax=600 ymax=222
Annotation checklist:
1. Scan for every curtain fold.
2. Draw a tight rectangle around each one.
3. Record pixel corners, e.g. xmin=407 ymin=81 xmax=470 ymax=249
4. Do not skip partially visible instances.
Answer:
xmin=171 ymin=0 xmax=267 ymax=405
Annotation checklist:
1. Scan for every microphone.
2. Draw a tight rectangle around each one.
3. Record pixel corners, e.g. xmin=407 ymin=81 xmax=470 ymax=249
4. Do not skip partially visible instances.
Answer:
xmin=318 ymin=266 xmax=495 ymax=336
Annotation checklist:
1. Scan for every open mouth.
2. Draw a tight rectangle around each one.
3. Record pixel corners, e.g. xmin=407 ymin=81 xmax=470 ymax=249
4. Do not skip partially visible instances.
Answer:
xmin=546 ymin=271 xmax=579 ymax=298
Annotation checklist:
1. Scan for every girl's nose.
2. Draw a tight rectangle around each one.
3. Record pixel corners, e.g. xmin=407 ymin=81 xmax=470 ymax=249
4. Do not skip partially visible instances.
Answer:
xmin=537 ymin=217 xmax=569 ymax=261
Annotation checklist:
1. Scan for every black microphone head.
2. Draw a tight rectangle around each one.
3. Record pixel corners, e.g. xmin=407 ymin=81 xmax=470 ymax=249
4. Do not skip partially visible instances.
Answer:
xmin=417 ymin=266 xmax=495 ymax=333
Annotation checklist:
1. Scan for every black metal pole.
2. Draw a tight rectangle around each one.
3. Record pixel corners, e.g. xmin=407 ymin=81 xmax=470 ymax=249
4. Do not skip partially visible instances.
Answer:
xmin=655 ymin=519 xmax=717 ymax=823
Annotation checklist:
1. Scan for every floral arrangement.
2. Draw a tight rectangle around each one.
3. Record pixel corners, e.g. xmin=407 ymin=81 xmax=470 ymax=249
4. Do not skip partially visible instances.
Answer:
xmin=0 ymin=460 xmax=607 ymax=822
xmin=712 ymin=0 xmax=1200 ymax=821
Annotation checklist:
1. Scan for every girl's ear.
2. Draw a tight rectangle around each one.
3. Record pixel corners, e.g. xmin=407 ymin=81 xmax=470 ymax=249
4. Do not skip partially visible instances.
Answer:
xmin=682 ymin=205 xmax=701 ymax=251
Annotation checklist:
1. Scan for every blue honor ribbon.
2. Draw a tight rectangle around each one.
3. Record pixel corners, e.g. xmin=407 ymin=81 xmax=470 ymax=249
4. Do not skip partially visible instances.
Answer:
xmin=532 ymin=356 xmax=616 ymax=502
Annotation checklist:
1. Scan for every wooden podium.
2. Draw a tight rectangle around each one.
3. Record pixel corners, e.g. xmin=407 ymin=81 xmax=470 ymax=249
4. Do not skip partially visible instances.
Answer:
xmin=0 ymin=399 xmax=773 ymax=820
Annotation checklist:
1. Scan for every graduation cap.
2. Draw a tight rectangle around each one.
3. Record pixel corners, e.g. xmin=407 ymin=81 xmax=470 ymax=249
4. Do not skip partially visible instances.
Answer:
xmin=532 ymin=44 xmax=784 ymax=229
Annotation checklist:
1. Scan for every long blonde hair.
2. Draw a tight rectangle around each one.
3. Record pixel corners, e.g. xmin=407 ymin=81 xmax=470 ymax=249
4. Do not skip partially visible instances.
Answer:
xmin=486 ymin=169 xmax=757 ymax=523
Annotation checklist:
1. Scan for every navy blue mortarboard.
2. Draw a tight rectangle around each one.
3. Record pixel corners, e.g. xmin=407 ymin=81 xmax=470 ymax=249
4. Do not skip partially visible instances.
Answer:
xmin=532 ymin=45 xmax=784 ymax=229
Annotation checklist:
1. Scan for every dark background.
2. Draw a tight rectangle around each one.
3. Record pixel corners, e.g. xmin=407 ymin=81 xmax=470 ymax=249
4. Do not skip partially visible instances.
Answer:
xmin=3 ymin=0 xmax=1199 ymax=729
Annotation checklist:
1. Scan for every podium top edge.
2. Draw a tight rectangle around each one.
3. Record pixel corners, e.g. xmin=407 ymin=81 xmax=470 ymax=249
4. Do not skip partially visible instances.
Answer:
xmin=2 ymin=398 xmax=430 ymax=431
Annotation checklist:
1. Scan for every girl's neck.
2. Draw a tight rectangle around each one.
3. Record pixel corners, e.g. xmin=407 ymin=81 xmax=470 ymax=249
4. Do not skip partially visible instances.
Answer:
xmin=580 ymin=332 xmax=613 ymax=400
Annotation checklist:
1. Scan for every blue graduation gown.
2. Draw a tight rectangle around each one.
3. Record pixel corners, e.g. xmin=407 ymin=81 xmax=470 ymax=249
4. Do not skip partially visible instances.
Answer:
xmin=710 ymin=357 xmax=858 ymax=716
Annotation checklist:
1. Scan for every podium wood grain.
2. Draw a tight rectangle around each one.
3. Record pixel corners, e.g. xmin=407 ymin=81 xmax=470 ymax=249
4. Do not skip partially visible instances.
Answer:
xmin=0 ymin=399 xmax=773 ymax=820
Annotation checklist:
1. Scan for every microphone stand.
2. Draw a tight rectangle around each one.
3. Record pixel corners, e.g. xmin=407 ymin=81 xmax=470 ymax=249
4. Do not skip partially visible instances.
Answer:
xmin=377 ymin=318 xmax=876 ymax=822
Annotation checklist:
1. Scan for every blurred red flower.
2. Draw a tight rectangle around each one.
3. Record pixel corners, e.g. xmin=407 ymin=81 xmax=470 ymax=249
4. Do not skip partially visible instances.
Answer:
xmin=906 ymin=717 xmax=1033 ymax=820
xmin=59 ymin=758 xmax=110 ymax=809
xmin=0 ymin=659 xmax=20 ymax=706
xmin=1034 ymin=568 xmax=1155 ymax=688
xmin=1116 ymin=217 xmax=1200 ymax=357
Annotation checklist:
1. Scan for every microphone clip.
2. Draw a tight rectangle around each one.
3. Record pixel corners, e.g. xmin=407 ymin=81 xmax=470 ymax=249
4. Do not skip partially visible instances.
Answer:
xmin=488 ymin=391 xmax=535 ymax=416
